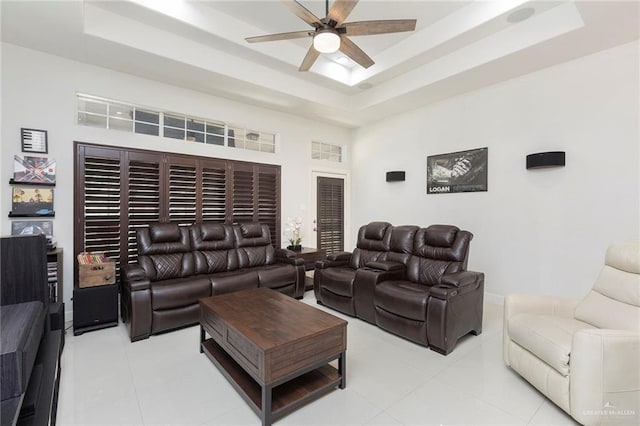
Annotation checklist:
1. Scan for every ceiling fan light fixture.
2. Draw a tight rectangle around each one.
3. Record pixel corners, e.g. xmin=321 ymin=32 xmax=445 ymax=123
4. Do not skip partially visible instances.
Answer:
xmin=313 ymin=29 xmax=340 ymax=53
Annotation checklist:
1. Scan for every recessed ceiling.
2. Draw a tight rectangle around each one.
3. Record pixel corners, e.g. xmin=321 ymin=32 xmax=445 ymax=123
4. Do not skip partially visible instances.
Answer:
xmin=1 ymin=1 xmax=638 ymax=128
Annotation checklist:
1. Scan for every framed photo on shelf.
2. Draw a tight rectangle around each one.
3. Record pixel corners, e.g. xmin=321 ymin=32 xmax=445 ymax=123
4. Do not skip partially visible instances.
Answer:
xmin=21 ymin=128 xmax=48 ymax=154
xmin=11 ymin=186 xmax=54 ymax=216
xmin=11 ymin=220 xmax=53 ymax=236
xmin=12 ymin=155 xmax=56 ymax=184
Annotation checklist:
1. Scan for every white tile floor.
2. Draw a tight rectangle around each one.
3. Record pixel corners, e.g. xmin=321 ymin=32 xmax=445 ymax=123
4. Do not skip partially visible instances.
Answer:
xmin=57 ymin=292 xmax=578 ymax=425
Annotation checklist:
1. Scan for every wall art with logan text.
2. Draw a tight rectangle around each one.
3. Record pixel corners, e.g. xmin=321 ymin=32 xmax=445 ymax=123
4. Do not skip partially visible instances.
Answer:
xmin=427 ymin=147 xmax=488 ymax=194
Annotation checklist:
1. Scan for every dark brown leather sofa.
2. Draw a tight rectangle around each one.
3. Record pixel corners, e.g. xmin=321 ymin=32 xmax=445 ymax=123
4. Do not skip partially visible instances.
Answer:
xmin=121 ymin=222 xmax=304 ymax=341
xmin=314 ymin=222 xmax=484 ymax=354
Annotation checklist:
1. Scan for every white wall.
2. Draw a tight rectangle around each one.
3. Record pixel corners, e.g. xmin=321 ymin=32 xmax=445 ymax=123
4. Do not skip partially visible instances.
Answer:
xmin=1 ymin=43 xmax=351 ymax=314
xmin=351 ymin=41 xmax=640 ymax=300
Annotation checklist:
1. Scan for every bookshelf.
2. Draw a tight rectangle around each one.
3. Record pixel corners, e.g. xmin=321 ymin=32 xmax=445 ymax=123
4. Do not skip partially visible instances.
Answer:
xmin=46 ymin=248 xmax=63 ymax=303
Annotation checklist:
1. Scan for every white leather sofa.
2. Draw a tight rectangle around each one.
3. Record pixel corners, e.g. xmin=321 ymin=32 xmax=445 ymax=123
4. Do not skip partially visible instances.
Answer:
xmin=503 ymin=241 xmax=640 ymax=425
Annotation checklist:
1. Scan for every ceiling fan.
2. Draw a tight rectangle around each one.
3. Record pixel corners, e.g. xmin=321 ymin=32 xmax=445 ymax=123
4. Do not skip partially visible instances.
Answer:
xmin=245 ymin=0 xmax=417 ymax=71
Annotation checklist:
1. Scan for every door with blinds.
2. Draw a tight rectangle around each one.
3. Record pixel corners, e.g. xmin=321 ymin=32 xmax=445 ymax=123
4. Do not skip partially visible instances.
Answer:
xmin=316 ymin=176 xmax=345 ymax=254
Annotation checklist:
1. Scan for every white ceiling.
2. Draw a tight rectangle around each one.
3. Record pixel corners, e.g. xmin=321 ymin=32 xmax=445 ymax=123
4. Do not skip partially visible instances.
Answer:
xmin=2 ymin=0 xmax=638 ymax=128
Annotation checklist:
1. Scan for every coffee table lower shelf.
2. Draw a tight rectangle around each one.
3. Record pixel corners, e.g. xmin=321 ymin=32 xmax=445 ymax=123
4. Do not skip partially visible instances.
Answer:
xmin=201 ymin=338 xmax=342 ymax=424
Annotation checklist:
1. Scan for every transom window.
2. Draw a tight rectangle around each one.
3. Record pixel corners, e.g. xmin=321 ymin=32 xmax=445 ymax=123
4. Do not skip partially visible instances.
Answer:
xmin=77 ymin=94 xmax=275 ymax=153
xmin=312 ymin=141 xmax=343 ymax=162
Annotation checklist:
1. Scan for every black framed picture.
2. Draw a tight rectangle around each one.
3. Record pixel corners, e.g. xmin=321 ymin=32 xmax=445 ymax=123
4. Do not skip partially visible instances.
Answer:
xmin=21 ymin=128 xmax=48 ymax=154
xmin=11 ymin=186 xmax=54 ymax=216
xmin=427 ymin=147 xmax=488 ymax=194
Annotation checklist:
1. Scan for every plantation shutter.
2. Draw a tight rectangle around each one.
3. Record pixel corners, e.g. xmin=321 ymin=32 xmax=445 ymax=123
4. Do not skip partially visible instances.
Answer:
xmin=231 ymin=164 xmax=255 ymax=224
xmin=126 ymin=152 xmax=161 ymax=263
xmin=201 ymin=159 xmax=227 ymax=222
xmin=167 ymin=156 xmax=197 ymax=226
xmin=257 ymin=165 xmax=280 ymax=244
xmin=75 ymin=145 xmax=123 ymax=271
xmin=317 ymin=176 xmax=344 ymax=254
xmin=75 ymin=142 xmax=282 ymax=271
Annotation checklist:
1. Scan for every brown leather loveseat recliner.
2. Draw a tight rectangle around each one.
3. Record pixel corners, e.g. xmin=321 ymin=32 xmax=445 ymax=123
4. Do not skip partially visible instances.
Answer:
xmin=121 ymin=222 xmax=305 ymax=342
xmin=314 ymin=221 xmax=484 ymax=354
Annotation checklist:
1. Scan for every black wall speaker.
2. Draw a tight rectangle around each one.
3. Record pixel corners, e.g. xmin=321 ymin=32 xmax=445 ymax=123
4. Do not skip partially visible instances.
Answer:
xmin=386 ymin=171 xmax=405 ymax=182
xmin=526 ymin=151 xmax=565 ymax=169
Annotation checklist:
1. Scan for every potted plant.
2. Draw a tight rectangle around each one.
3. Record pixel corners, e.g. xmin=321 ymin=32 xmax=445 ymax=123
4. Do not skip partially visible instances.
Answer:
xmin=285 ymin=217 xmax=303 ymax=251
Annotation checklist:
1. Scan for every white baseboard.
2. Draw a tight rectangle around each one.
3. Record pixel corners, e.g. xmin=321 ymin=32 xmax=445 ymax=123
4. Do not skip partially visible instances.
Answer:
xmin=484 ymin=291 xmax=504 ymax=306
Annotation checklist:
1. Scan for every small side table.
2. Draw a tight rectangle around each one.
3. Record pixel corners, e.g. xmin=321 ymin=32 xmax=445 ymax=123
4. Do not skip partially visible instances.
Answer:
xmin=289 ymin=247 xmax=326 ymax=291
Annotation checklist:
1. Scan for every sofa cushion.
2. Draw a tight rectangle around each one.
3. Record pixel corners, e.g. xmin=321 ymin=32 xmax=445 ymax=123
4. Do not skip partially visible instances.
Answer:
xmin=140 ymin=252 xmax=195 ymax=281
xmin=574 ymin=248 xmax=640 ymax=331
xmin=364 ymin=222 xmax=390 ymax=241
xmin=151 ymin=277 xmax=211 ymax=310
xmin=233 ymin=223 xmax=276 ymax=268
xmin=319 ymin=267 xmax=357 ymax=297
xmin=149 ymin=223 xmax=182 ymax=243
xmin=240 ymin=223 xmax=263 ymax=238
xmin=1 ymin=301 xmax=45 ymax=400
xmin=209 ymin=270 xmax=259 ymax=295
xmin=508 ymin=313 xmax=595 ymax=376
xmin=190 ymin=223 xmax=234 ymax=251
xmin=375 ymin=281 xmax=429 ymax=321
xmin=382 ymin=225 xmax=419 ymax=265
xmin=194 ymin=250 xmax=238 ymax=274
xmin=425 ymin=225 xmax=459 ymax=247
xmin=138 ymin=224 xmax=190 ymax=255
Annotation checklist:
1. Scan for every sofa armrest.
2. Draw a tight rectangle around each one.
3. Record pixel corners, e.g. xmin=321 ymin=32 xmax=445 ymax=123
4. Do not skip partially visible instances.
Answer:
xmin=121 ymin=264 xmax=150 ymax=291
xmin=316 ymin=251 xmax=352 ymax=269
xmin=275 ymin=249 xmax=305 ymax=266
xmin=430 ymin=271 xmax=484 ymax=300
xmin=366 ymin=260 xmax=405 ymax=272
xmin=570 ymin=329 xmax=640 ymax=425
xmin=328 ymin=251 xmax=352 ymax=261
xmin=120 ymin=264 xmax=152 ymax=341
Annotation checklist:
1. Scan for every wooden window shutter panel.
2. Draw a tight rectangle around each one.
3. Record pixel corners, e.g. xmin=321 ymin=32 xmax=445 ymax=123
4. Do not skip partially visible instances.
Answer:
xmin=231 ymin=163 xmax=255 ymax=224
xmin=75 ymin=145 xmax=123 ymax=276
xmin=257 ymin=165 xmax=280 ymax=247
xmin=201 ymin=159 xmax=227 ymax=223
xmin=166 ymin=156 xmax=198 ymax=226
xmin=126 ymin=151 xmax=161 ymax=263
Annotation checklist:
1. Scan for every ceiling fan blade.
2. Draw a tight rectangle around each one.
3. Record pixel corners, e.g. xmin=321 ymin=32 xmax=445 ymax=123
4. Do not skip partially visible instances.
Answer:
xmin=327 ymin=0 xmax=359 ymax=26
xmin=246 ymin=30 xmax=313 ymax=43
xmin=299 ymin=45 xmax=320 ymax=71
xmin=341 ymin=19 xmax=417 ymax=36
xmin=339 ymin=36 xmax=374 ymax=69
xmin=281 ymin=0 xmax=322 ymax=27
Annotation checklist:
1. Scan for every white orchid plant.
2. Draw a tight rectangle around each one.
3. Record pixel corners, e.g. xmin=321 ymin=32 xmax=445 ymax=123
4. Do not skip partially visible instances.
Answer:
xmin=285 ymin=217 xmax=303 ymax=246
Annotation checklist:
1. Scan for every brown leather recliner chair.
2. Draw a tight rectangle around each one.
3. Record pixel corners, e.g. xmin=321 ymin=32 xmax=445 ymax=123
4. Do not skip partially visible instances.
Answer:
xmin=314 ymin=222 xmax=484 ymax=355
xmin=374 ymin=225 xmax=484 ymax=354
xmin=313 ymin=221 xmax=393 ymax=316
xmin=121 ymin=223 xmax=211 ymax=341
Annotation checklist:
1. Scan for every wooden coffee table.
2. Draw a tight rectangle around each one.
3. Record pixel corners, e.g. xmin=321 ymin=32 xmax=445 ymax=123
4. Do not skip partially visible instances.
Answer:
xmin=199 ymin=287 xmax=347 ymax=426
